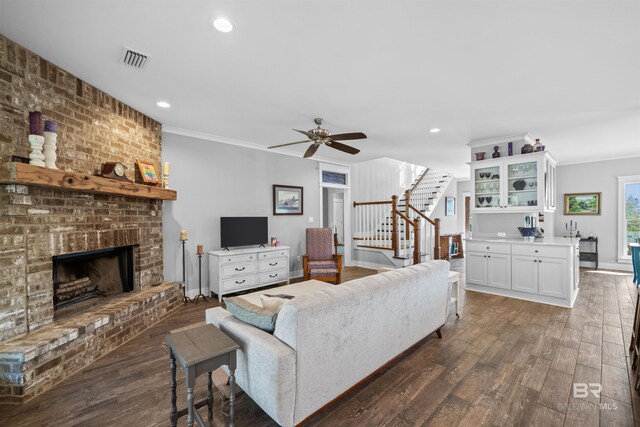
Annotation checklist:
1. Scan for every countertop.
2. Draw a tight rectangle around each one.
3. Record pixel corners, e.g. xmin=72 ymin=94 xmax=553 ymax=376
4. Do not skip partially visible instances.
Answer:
xmin=464 ymin=236 xmax=579 ymax=247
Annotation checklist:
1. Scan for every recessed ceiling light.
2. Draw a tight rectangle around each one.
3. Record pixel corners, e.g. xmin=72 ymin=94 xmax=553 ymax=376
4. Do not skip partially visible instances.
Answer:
xmin=430 ymin=128 xmax=440 ymax=133
xmin=156 ymin=101 xmax=171 ymax=108
xmin=213 ymin=18 xmax=233 ymax=33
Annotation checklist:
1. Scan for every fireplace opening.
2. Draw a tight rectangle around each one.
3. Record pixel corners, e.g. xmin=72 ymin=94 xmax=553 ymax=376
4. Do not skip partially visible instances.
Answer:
xmin=52 ymin=246 xmax=134 ymax=317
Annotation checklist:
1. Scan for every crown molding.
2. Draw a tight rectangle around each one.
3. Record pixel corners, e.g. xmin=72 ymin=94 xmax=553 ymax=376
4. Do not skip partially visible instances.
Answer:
xmin=162 ymin=126 xmax=351 ymax=167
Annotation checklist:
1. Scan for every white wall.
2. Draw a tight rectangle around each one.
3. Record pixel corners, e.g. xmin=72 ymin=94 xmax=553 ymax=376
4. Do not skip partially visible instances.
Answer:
xmin=456 ymin=179 xmax=471 ymax=235
xmin=162 ymin=133 xmax=320 ymax=295
xmin=431 ymin=179 xmax=459 ymax=234
xmin=351 ymin=157 xmax=425 ymax=203
xmin=553 ymin=156 xmax=640 ymax=269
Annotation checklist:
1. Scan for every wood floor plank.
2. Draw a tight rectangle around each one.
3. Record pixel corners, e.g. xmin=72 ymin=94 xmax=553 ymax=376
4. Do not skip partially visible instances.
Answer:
xmin=526 ymin=403 xmax=564 ymax=426
xmin=577 ymin=341 xmax=602 ymax=370
xmin=550 ymin=345 xmax=579 ymax=375
xmin=601 ymin=363 xmax=632 ymax=405
xmin=520 ymin=356 xmax=552 ymax=392
xmin=537 ymin=368 xmax=574 ymax=413
xmin=564 ymin=397 xmax=600 ymax=427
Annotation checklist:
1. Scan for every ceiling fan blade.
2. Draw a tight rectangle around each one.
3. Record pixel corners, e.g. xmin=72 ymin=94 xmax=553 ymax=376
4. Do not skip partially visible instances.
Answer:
xmin=327 ymin=140 xmax=360 ymax=155
xmin=327 ymin=132 xmax=367 ymax=141
xmin=293 ymin=129 xmax=316 ymax=139
xmin=268 ymin=140 xmax=310 ymax=149
xmin=303 ymin=142 xmax=321 ymax=158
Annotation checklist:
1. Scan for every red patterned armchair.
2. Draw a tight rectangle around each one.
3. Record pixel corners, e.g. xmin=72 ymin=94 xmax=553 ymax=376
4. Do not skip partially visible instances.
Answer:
xmin=303 ymin=228 xmax=342 ymax=284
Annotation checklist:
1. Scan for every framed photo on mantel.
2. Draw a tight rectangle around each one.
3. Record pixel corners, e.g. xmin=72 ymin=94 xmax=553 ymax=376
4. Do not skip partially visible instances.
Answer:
xmin=273 ymin=184 xmax=303 ymax=215
xmin=136 ymin=160 xmax=160 ymax=185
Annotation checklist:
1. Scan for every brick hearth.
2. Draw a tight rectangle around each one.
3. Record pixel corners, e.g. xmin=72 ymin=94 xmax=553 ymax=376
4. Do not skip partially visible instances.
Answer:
xmin=0 ymin=35 xmax=181 ymax=403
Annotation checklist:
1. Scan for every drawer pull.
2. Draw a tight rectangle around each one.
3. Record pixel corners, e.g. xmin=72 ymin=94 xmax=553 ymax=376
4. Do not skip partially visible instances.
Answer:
xmin=538 ymin=260 xmax=542 ymax=263
xmin=234 ymin=267 xmax=245 ymax=271
xmin=486 ymin=247 xmax=490 ymax=250
xmin=534 ymin=250 xmax=539 ymax=253
xmin=269 ymin=274 xmax=278 ymax=278
xmin=235 ymin=280 xmax=246 ymax=284
xmin=269 ymin=262 xmax=278 ymax=266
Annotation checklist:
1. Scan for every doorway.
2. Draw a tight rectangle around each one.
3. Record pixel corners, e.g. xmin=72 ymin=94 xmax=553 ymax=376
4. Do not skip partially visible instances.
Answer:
xmin=464 ymin=193 xmax=471 ymax=237
xmin=322 ymin=187 xmax=345 ymax=255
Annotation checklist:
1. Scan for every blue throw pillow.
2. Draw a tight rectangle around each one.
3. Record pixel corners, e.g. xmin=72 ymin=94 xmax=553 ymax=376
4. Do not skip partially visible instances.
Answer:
xmin=223 ymin=296 xmax=278 ymax=333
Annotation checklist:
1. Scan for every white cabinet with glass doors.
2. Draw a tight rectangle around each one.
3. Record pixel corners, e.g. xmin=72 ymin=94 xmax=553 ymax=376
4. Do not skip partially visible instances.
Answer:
xmin=470 ymin=151 xmax=556 ymax=213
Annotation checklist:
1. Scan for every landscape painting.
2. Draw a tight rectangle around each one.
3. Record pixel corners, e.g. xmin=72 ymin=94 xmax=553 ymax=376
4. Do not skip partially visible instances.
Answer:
xmin=273 ymin=185 xmax=303 ymax=215
xmin=564 ymin=192 xmax=601 ymax=215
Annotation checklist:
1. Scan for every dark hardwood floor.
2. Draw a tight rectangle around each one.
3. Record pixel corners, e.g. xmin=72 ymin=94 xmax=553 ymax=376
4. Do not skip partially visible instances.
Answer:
xmin=1 ymin=262 xmax=638 ymax=426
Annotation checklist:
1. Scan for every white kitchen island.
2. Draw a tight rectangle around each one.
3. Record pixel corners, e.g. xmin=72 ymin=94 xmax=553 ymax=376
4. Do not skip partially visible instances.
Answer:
xmin=464 ymin=236 xmax=580 ymax=308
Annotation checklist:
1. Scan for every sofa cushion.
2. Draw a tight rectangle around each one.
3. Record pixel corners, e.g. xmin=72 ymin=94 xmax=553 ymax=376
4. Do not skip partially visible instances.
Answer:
xmin=260 ymin=295 xmax=289 ymax=312
xmin=223 ymin=297 xmax=278 ymax=333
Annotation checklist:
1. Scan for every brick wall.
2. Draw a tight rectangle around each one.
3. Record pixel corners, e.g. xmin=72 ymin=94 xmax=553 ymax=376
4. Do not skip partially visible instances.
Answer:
xmin=0 ymin=34 xmax=165 ymax=342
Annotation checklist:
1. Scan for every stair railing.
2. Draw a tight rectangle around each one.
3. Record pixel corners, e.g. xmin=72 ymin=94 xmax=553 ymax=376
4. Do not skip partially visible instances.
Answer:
xmin=352 ymin=199 xmax=394 ymax=249
xmin=405 ymin=190 xmax=441 ymax=260
xmin=353 ymin=193 xmax=437 ymax=264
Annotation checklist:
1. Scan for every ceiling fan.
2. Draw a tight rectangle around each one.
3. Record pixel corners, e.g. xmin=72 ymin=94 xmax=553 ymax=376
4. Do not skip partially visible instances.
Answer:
xmin=268 ymin=118 xmax=367 ymax=158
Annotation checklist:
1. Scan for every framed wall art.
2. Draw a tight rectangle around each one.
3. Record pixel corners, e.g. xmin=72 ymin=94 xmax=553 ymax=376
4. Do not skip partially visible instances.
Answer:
xmin=136 ymin=160 xmax=160 ymax=185
xmin=273 ymin=184 xmax=303 ymax=215
xmin=564 ymin=192 xmax=601 ymax=215
xmin=445 ymin=197 xmax=456 ymax=216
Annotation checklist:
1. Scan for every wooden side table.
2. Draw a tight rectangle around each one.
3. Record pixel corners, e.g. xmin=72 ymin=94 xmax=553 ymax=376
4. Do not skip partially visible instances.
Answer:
xmin=164 ymin=324 xmax=240 ymax=427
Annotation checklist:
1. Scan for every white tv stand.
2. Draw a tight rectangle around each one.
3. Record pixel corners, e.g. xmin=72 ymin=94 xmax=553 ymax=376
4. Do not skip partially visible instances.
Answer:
xmin=209 ymin=246 xmax=290 ymax=302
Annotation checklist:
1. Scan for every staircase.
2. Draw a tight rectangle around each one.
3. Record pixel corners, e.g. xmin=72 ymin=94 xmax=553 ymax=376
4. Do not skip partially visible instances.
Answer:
xmin=353 ymin=169 xmax=453 ymax=267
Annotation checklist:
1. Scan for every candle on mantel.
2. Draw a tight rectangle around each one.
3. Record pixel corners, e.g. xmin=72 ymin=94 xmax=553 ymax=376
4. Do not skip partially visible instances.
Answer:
xmin=44 ymin=120 xmax=57 ymax=133
xmin=29 ymin=111 xmax=43 ymax=135
xmin=163 ymin=161 xmax=170 ymax=175
xmin=197 ymin=244 xmax=204 ymax=255
xmin=180 ymin=230 xmax=187 ymax=241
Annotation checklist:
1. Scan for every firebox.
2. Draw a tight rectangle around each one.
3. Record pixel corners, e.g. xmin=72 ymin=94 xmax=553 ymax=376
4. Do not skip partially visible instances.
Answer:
xmin=52 ymin=246 xmax=134 ymax=317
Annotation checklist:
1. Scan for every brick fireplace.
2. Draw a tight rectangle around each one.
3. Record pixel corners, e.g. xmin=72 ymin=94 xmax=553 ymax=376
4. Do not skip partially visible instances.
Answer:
xmin=0 ymin=35 xmax=182 ymax=403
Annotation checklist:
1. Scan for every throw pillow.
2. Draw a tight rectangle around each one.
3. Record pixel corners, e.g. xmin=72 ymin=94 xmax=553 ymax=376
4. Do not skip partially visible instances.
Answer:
xmin=223 ymin=297 xmax=278 ymax=333
xmin=260 ymin=295 xmax=289 ymax=313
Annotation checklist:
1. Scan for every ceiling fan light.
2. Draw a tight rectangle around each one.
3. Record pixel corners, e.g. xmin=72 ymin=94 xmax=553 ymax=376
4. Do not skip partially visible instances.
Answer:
xmin=430 ymin=128 xmax=440 ymax=133
xmin=213 ymin=18 xmax=233 ymax=33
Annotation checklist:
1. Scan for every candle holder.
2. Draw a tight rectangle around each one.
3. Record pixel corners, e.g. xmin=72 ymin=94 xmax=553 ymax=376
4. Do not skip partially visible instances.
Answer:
xmin=163 ymin=171 xmax=169 ymax=189
xmin=181 ymin=238 xmax=191 ymax=303
xmin=565 ymin=221 xmax=578 ymax=239
xmin=28 ymin=135 xmax=45 ymax=167
xmin=193 ymin=251 xmax=208 ymax=303
xmin=43 ymin=131 xmax=58 ymax=169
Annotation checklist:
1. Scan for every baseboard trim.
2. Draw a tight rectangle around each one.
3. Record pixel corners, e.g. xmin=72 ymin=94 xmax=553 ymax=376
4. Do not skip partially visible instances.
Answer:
xmin=586 ymin=262 xmax=633 ymax=273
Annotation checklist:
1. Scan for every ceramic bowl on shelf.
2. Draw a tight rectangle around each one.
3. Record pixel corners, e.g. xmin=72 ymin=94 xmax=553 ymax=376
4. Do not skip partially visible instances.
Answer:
xmin=513 ymin=180 xmax=527 ymax=191
xmin=518 ymin=227 xmax=537 ymax=237
xmin=475 ymin=152 xmax=486 ymax=161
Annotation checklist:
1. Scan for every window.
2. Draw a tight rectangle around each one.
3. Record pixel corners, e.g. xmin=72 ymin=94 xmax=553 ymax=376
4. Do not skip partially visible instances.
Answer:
xmin=618 ymin=175 xmax=640 ymax=260
xmin=322 ymin=171 xmax=347 ymax=185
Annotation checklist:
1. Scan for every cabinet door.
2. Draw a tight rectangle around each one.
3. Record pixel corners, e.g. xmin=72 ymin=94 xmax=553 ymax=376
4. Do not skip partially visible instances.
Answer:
xmin=487 ymin=253 xmax=511 ymax=289
xmin=538 ymin=257 xmax=568 ymax=298
xmin=506 ymin=160 xmax=539 ymax=209
xmin=511 ymin=255 xmax=539 ymax=294
xmin=466 ymin=252 xmax=487 ymax=285
xmin=472 ymin=163 xmax=502 ymax=211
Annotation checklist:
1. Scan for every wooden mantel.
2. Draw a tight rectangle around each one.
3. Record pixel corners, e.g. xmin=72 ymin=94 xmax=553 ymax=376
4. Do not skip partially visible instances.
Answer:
xmin=0 ymin=162 xmax=177 ymax=201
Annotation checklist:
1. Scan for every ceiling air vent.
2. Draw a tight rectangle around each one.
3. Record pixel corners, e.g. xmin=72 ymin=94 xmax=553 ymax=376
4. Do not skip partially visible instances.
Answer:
xmin=120 ymin=47 xmax=150 ymax=70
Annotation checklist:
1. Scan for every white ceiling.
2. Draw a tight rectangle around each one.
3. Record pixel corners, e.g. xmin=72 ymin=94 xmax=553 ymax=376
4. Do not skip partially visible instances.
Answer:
xmin=1 ymin=0 xmax=639 ymax=177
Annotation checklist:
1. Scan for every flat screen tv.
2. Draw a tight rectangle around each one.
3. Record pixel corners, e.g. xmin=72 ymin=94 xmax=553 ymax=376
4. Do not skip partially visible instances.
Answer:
xmin=220 ymin=217 xmax=268 ymax=249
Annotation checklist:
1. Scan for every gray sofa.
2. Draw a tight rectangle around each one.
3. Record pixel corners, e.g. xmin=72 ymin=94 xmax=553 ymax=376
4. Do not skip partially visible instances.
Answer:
xmin=205 ymin=260 xmax=449 ymax=426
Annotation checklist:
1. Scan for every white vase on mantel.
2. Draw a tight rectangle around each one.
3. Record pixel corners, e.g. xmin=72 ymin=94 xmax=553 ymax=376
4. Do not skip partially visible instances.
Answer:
xmin=28 ymin=134 xmax=45 ymax=167
xmin=43 ymin=131 xmax=58 ymax=169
